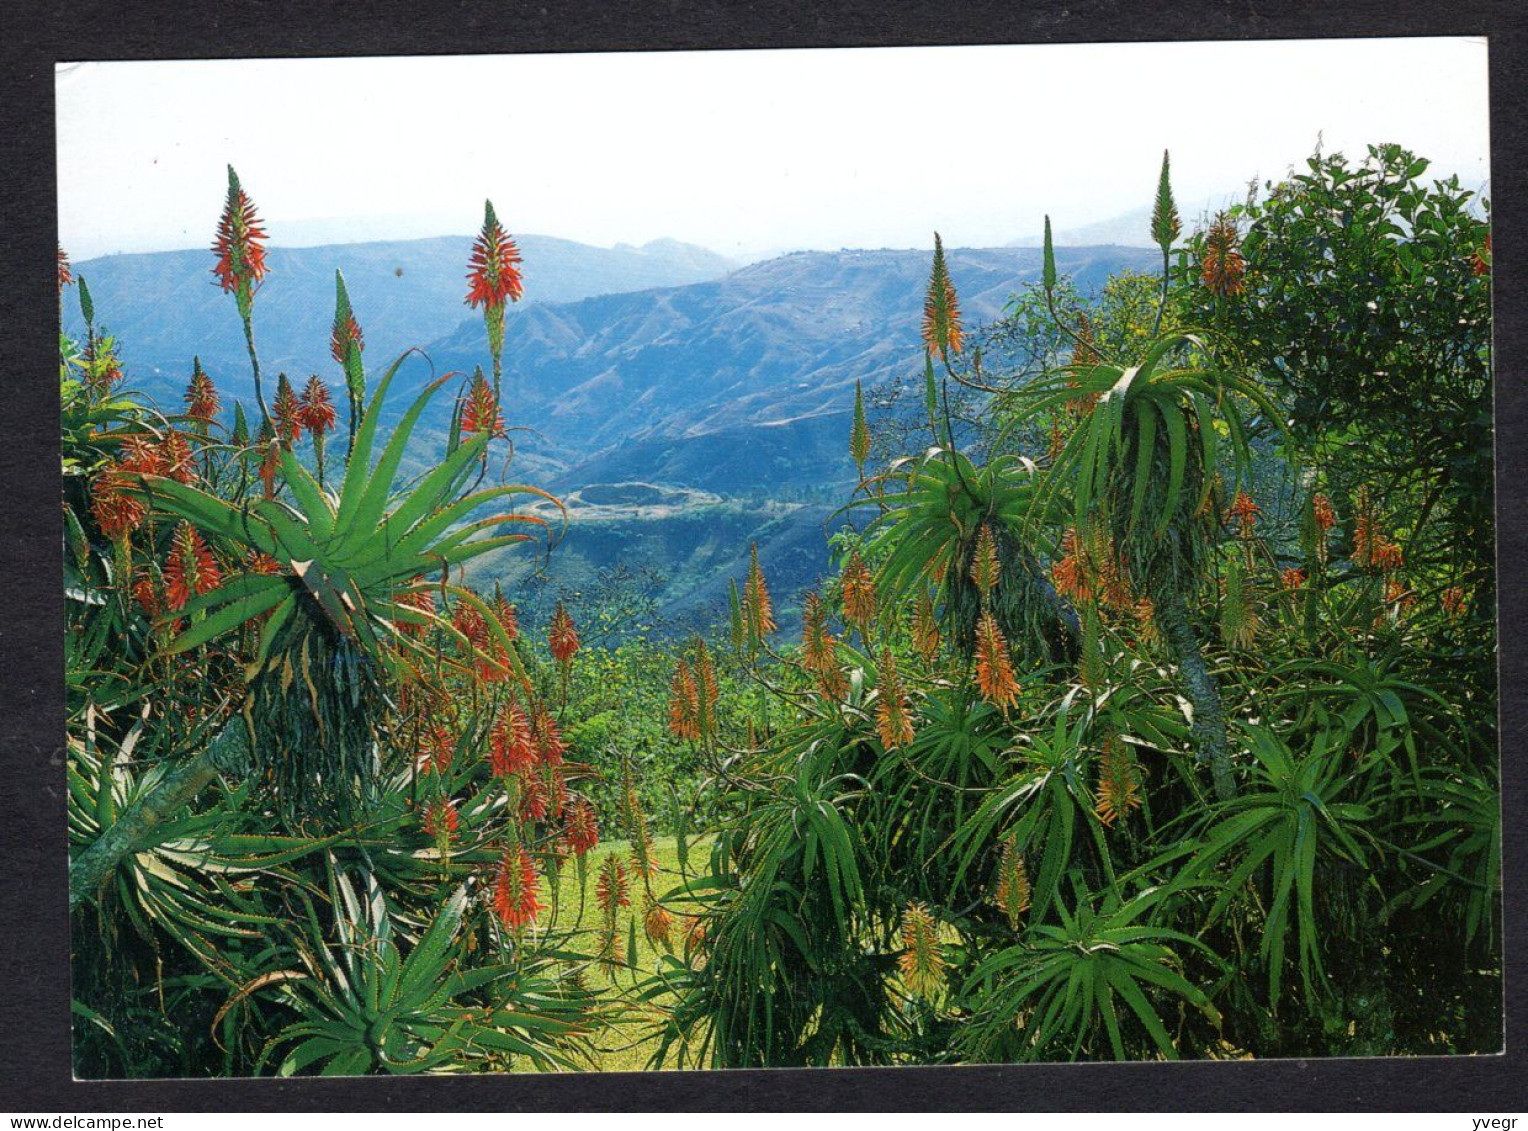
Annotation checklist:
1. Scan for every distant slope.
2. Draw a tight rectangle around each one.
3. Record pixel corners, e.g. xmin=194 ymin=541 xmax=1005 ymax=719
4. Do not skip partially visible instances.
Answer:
xmin=64 ymin=235 xmax=737 ymax=403
xmin=404 ymin=244 xmax=1162 ymax=492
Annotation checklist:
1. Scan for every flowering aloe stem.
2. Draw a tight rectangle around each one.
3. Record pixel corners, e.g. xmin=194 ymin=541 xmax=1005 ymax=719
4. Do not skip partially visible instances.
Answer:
xmin=213 ymin=167 xmax=272 ymax=429
xmin=68 ymin=719 xmax=250 ymax=912
xmin=242 ymin=313 xmax=270 ymax=427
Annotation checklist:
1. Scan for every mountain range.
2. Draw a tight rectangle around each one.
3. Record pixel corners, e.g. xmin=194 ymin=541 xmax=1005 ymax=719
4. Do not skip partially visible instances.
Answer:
xmin=69 ymin=235 xmax=1161 ymax=631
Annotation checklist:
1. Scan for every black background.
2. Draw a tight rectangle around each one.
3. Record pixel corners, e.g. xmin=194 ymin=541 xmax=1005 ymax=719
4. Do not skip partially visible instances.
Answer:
xmin=2 ymin=0 xmax=1525 ymax=1111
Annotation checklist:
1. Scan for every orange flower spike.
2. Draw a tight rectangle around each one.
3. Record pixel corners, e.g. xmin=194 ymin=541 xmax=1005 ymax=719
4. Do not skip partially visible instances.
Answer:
xmin=595 ymin=854 xmax=631 ymax=913
xmin=58 ymin=244 xmax=73 ymax=294
xmin=272 ymin=375 xmax=302 ymax=447
xmin=519 ymin=771 xmax=550 ymax=823
xmin=564 ymin=796 xmax=600 ymax=857
xmin=1312 ymin=493 xmax=1337 ymax=534
xmin=466 ymin=201 xmax=523 ymax=376
xmin=90 ymin=470 xmax=148 ymax=541
xmin=549 ymin=601 xmax=580 ymax=665
xmin=974 ymin=610 xmax=1020 ymax=711
xmin=801 ymin=590 xmax=836 ymax=673
xmin=1441 ymin=584 xmax=1467 ymax=621
xmin=258 ymin=438 xmax=282 ymax=501
xmin=1472 ymin=232 xmax=1491 ymax=277
xmin=921 ymin=232 xmax=963 ymax=357
xmin=693 ymin=637 xmax=719 ymax=740
xmin=453 ymin=600 xmax=489 ymax=653
xmin=971 ymin=522 xmax=1001 ymax=601
xmin=490 ymin=702 xmax=536 ymax=777
xmin=1281 ymin=567 xmax=1307 ymax=593
xmin=210 ymin=166 xmax=268 ymax=297
xmin=158 ymin=432 xmax=198 ymax=485
xmin=667 ymin=657 xmax=701 ymax=741
xmin=460 ymin=370 xmax=507 ymax=439
xmin=911 ymin=589 xmax=941 ymax=663
xmin=1229 ymin=489 xmax=1260 ymax=535
xmin=465 ymin=200 xmax=525 ymax=310
xmin=644 ymin=893 xmax=674 ymax=949
xmin=118 ymin=433 xmax=166 ymax=476
xmin=184 ymin=359 xmax=220 ymax=423
xmin=1094 ymin=732 xmax=1141 ymax=828
xmin=418 ymin=722 xmax=456 ymax=775
xmin=898 ymin=902 xmax=945 ymax=1000
xmin=841 ymin=550 xmax=876 ymax=630
xmin=993 ymin=838 xmax=1032 ymax=931
xmin=330 ymin=310 xmax=364 ymax=367
xmin=297 ymin=375 xmax=337 ymax=438
xmin=744 ymin=543 xmax=776 ymax=636
xmin=492 ymin=593 xmax=519 ymax=641
xmin=394 ymin=582 xmax=437 ymax=638
xmin=492 ymin=844 xmax=542 ymax=932
xmin=1202 ymin=211 xmax=1246 ymax=298
xmin=875 ymin=647 xmax=915 ymax=752
xmin=546 ymin=764 xmax=568 ymax=820
xmin=162 ymin=522 xmax=221 ymax=612
xmin=534 ymin=707 xmax=567 ymax=766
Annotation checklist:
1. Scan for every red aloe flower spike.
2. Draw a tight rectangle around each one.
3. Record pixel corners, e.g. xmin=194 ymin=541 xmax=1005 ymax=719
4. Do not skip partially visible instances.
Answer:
xmin=921 ymin=232 xmax=963 ymax=357
xmin=213 ymin=167 xmax=273 ymax=426
xmin=975 ymin=610 xmax=1020 ymax=710
xmin=297 ymin=375 xmax=337 ymax=438
xmin=693 ymin=638 xmax=719 ymax=741
xmin=1229 ymin=489 xmax=1260 ymax=535
xmin=644 ymin=893 xmax=674 ymax=950
xmin=272 ymin=374 xmax=302 ymax=447
xmin=459 ymin=370 xmax=506 ymax=439
xmin=898 ymin=901 xmax=945 ymax=999
xmin=564 ymin=796 xmax=600 ymax=857
xmin=534 ymin=707 xmax=566 ymax=767
xmin=519 ymin=770 xmax=550 ymax=822
xmin=667 ymin=657 xmax=701 ymax=741
xmin=744 ymin=543 xmax=777 ymax=637
xmin=211 ymin=167 xmax=269 ymax=296
xmin=423 ymin=796 xmax=459 ymax=842
xmin=90 ymin=467 xmax=148 ymax=541
xmin=492 ymin=844 xmax=542 ymax=931
xmin=875 ymin=647 xmax=915 ymax=751
xmin=1202 ymin=211 xmax=1246 ymax=298
xmin=58 ymin=244 xmax=73 ymax=294
xmin=992 ymin=838 xmax=1031 ymax=931
xmin=1472 ymin=232 xmax=1491 ymax=277
xmin=841 ymin=550 xmax=876 ymax=631
xmin=184 ymin=358 xmax=220 ymax=424
xmin=549 ymin=601 xmax=580 ymax=665
xmin=1312 ymin=493 xmax=1336 ymax=533
xmin=490 ymin=702 xmax=536 ymax=777
xmin=912 ymin=589 xmax=941 ymax=663
xmin=417 ymin=722 xmax=456 ymax=775
xmin=970 ymin=522 xmax=1001 ymax=601
xmin=465 ymin=200 xmax=524 ymax=394
xmin=595 ymin=854 xmax=630 ymax=913
xmin=1094 ymin=732 xmax=1141 ymax=827
xmin=394 ymin=581 xmax=436 ymax=639
xmin=162 ymin=522 xmax=221 ymax=612
xmin=157 ymin=432 xmax=197 ymax=485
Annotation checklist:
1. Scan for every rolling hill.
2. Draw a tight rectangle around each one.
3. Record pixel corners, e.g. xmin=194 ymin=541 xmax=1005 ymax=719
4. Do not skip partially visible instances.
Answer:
xmin=72 ymin=237 xmax=1161 ymax=630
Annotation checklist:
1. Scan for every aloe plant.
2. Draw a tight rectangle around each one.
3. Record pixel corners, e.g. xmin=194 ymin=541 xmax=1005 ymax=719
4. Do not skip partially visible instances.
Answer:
xmin=69 ymin=355 xmax=559 ymax=907
xmin=256 ymin=870 xmax=597 ymax=1075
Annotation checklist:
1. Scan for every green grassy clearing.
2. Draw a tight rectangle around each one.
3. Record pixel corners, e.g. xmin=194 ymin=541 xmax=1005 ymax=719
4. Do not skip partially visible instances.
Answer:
xmin=535 ymin=835 xmax=711 ymax=1072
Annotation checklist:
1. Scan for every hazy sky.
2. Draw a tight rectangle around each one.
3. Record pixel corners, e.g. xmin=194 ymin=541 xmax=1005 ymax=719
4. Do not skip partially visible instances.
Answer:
xmin=56 ymin=38 xmax=1490 ymax=262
